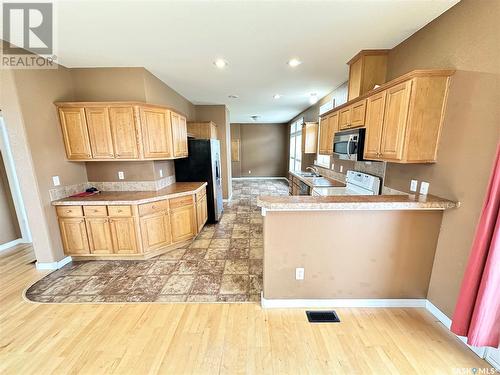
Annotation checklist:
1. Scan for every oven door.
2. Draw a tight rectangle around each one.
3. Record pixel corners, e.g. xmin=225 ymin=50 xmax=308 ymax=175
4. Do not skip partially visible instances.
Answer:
xmin=333 ymin=134 xmax=358 ymax=161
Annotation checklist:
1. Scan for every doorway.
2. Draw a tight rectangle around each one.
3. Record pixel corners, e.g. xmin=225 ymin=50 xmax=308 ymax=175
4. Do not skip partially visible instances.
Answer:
xmin=0 ymin=114 xmax=31 ymax=250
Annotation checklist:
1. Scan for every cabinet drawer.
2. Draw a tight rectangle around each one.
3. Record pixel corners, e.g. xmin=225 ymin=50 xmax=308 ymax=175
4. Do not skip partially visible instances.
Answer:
xmin=196 ymin=187 xmax=206 ymax=201
xmin=56 ymin=206 xmax=84 ymax=218
xmin=139 ymin=200 xmax=168 ymax=216
xmin=108 ymin=205 xmax=133 ymax=217
xmin=83 ymin=206 xmax=108 ymax=217
xmin=170 ymin=195 xmax=193 ymax=210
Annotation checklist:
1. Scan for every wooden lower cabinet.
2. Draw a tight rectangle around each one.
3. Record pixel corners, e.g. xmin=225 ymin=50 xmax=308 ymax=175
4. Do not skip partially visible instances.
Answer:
xmin=170 ymin=205 xmax=197 ymax=243
xmin=109 ymin=217 xmax=138 ymax=254
xmin=56 ymin=190 xmax=206 ymax=259
xmin=59 ymin=218 xmax=90 ymax=255
xmin=140 ymin=212 xmax=171 ymax=252
xmin=196 ymin=194 xmax=208 ymax=232
xmin=86 ymin=218 xmax=113 ymax=254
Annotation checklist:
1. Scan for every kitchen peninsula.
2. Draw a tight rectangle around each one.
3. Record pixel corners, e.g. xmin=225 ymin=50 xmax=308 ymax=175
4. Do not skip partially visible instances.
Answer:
xmin=257 ymin=191 xmax=457 ymax=302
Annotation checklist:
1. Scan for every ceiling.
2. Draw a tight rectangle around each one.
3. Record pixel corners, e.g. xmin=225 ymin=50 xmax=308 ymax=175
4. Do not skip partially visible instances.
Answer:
xmin=53 ymin=1 xmax=458 ymax=123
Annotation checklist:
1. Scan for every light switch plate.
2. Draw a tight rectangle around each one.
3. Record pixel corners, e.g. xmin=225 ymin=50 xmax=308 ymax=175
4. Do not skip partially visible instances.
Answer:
xmin=340 ymin=165 xmax=343 ymax=173
xmin=420 ymin=181 xmax=430 ymax=195
xmin=248 ymin=170 xmax=252 ymax=174
xmin=118 ymin=171 xmax=125 ymax=180
xmin=331 ymin=163 xmax=335 ymax=170
xmin=52 ymin=176 xmax=60 ymax=186
xmin=295 ymin=268 xmax=304 ymax=280
xmin=410 ymin=180 xmax=418 ymax=192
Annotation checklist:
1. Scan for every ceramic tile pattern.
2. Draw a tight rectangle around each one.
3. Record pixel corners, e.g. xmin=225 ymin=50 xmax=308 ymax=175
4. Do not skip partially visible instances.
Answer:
xmin=26 ymin=179 xmax=289 ymax=304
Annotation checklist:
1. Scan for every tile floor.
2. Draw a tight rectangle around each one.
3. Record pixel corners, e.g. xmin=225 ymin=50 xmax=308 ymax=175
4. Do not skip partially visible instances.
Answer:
xmin=25 ymin=179 xmax=289 ymax=303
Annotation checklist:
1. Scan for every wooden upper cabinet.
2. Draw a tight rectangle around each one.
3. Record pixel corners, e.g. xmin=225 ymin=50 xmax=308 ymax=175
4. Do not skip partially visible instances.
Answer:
xmin=140 ymin=107 xmax=173 ymax=159
xmin=303 ymin=122 xmax=318 ymax=154
xmin=171 ymin=112 xmax=188 ymax=157
xmin=58 ymin=107 xmax=92 ymax=160
xmin=364 ymin=91 xmax=387 ymax=159
xmin=379 ymin=81 xmax=412 ymax=161
xmin=56 ymin=102 xmax=189 ymax=161
xmin=187 ymin=121 xmax=217 ymax=139
xmin=85 ymin=107 xmax=114 ymax=159
xmin=338 ymin=107 xmax=351 ymax=130
xmin=350 ymin=100 xmax=366 ymax=128
xmin=109 ymin=106 xmax=139 ymax=159
xmin=347 ymin=50 xmax=389 ymax=101
xmin=318 ymin=113 xmax=338 ymax=155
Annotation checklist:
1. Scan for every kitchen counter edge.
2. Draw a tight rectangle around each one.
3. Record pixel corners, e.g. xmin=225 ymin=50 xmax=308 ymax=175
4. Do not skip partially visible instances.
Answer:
xmin=52 ymin=182 xmax=208 ymax=206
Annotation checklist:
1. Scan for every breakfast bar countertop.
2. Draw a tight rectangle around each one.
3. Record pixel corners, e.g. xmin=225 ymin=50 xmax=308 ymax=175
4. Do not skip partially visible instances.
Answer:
xmin=52 ymin=182 xmax=207 ymax=206
xmin=257 ymin=193 xmax=459 ymax=211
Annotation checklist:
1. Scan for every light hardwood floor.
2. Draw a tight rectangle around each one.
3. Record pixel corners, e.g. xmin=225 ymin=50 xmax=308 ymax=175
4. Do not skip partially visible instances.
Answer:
xmin=0 ymin=244 xmax=487 ymax=374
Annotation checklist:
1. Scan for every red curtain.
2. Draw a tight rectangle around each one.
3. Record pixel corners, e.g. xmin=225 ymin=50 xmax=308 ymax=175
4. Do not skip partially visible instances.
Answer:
xmin=451 ymin=143 xmax=500 ymax=347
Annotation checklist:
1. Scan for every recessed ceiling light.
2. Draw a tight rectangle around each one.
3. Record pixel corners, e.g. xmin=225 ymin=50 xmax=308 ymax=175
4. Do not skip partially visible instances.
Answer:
xmin=309 ymin=93 xmax=318 ymax=105
xmin=228 ymin=94 xmax=239 ymax=99
xmin=287 ymin=58 xmax=302 ymax=67
xmin=273 ymin=94 xmax=281 ymax=99
xmin=214 ymin=58 xmax=228 ymax=69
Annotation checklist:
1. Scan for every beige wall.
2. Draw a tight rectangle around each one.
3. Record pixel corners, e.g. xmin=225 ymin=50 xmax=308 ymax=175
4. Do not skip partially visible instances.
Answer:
xmin=264 ymin=210 xmax=443 ymax=299
xmin=230 ymin=124 xmax=241 ymax=178
xmin=86 ymin=160 xmax=175 ymax=182
xmin=0 ymin=152 xmax=20 ymax=244
xmin=384 ymin=0 xmax=500 ymax=317
xmin=143 ymin=70 xmax=196 ymax=121
xmin=196 ymin=105 xmax=232 ymax=199
xmin=231 ymin=123 xmax=289 ymax=177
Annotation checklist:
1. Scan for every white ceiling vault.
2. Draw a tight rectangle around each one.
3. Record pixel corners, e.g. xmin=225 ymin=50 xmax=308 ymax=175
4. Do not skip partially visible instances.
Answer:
xmin=54 ymin=0 xmax=458 ymax=123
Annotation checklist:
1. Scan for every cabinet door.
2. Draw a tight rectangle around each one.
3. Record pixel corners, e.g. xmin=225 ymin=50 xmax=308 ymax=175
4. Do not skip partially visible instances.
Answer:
xmin=140 ymin=212 xmax=171 ymax=252
xmin=109 ymin=217 xmax=138 ymax=254
xmin=327 ymin=112 xmax=339 ymax=154
xmin=210 ymin=123 xmax=218 ymax=139
xmin=303 ymin=123 xmax=318 ymax=154
xmin=350 ymin=100 xmax=366 ymax=128
xmin=85 ymin=107 xmax=115 ymax=159
xmin=380 ymin=81 xmax=412 ymax=160
xmin=170 ymin=205 xmax=196 ymax=243
xmin=196 ymin=195 xmax=208 ymax=232
xmin=86 ymin=218 xmax=113 ymax=254
xmin=58 ymin=107 xmax=92 ymax=160
xmin=109 ymin=107 xmax=139 ymax=159
xmin=59 ymin=218 xmax=90 ymax=255
xmin=318 ymin=116 xmax=330 ymax=154
xmin=338 ymin=107 xmax=351 ymax=130
xmin=364 ymin=91 xmax=386 ymax=159
xmin=140 ymin=107 xmax=173 ymax=159
xmin=171 ymin=112 xmax=188 ymax=157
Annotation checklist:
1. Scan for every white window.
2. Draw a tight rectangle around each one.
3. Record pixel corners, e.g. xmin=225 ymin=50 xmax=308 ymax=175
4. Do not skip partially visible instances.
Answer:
xmin=289 ymin=118 xmax=303 ymax=171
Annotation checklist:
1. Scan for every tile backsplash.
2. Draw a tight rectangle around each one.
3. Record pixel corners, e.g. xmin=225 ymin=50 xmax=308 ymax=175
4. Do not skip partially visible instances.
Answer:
xmin=315 ymin=159 xmax=386 ymax=182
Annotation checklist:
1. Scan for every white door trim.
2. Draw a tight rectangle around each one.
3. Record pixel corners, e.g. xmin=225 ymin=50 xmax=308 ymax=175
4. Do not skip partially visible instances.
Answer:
xmin=0 ymin=116 xmax=31 ymax=244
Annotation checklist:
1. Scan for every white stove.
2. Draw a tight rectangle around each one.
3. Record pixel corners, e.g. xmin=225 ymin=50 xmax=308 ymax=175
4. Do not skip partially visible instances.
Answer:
xmin=312 ymin=170 xmax=381 ymax=196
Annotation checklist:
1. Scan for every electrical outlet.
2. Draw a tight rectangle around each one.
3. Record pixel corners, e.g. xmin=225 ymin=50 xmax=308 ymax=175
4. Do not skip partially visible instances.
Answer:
xmin=52 ymin=176 xmax=60 ymax=186
xmin=420 ymin=181 xmax=430 ymax=195
xmin=159 ymin=169 xmax=164 ymax=178
xmin=248 ymin=170 xmax=252 ymax=174
xmin=118 ymin=171 xmax=125 ymax=180
xmin=295 ymin=267 xmax=305 ymax=280
xmin=340 ymin=165 xmax=344 ymax=173
xmin=331 ymin=163 xmax=335 ymax=170
xmin=410 ymin=180 xmax=418 ymax=192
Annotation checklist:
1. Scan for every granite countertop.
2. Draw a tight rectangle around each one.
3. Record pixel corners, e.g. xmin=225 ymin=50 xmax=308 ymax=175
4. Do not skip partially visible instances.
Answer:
xmin=289 ymin=171 xmax=346 ymax=188
xmin=257 ymin=193 xmax=458 ymax=211
xmin=52 ymin=182 xmax=207 ymax=206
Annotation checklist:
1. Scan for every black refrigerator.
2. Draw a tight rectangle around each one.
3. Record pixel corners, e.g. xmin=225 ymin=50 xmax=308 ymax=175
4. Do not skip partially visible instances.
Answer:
xmin=174 ymin=139 xmax=223 ymax=223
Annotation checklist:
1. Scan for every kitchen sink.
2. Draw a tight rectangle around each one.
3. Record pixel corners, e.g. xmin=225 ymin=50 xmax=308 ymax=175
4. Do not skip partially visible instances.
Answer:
xmin=296 ymin=172 xmax=319 ymax=177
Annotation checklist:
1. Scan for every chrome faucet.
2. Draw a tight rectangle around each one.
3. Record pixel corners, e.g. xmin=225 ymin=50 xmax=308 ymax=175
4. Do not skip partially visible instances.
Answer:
xmin=306 ymin=166 xmax=319 ymax=176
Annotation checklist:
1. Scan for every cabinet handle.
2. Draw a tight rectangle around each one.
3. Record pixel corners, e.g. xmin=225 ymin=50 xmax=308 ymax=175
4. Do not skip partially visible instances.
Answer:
xmin=109 ymin=219 xmax=113 ymax=223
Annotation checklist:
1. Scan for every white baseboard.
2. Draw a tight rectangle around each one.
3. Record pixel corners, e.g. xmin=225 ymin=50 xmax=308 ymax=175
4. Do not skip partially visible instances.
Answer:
xmin=232 ymin=177 xmax=287 ymax=180
xmin=425 ymin=300 xmax=486 ymax=358
xmin=0 ymin=238 xmax=26 ymax=252
xmin=35 ymin=256 xmax=72 ymax=270
xmin=260 ymin=295 xmax=427 ymax=309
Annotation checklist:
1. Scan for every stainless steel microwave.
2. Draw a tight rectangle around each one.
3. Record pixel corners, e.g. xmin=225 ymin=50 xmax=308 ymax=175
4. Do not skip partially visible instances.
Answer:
xmin=333 ymin=128 xmax=366 ymax=161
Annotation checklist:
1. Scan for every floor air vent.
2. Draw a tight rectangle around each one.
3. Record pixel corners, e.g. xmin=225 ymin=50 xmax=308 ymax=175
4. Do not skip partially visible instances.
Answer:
xmin=306 ymin=310 xmax=341 ymax=323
